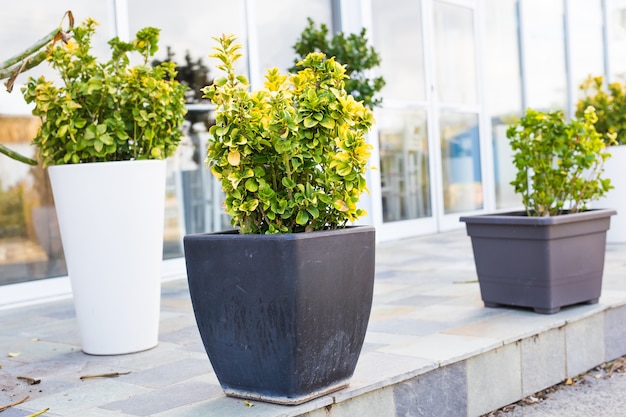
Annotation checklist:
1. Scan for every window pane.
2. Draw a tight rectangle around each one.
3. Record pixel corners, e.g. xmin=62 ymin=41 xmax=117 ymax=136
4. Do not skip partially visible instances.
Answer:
xmin=433 ymin=1 xmax=478 ymax=105
xmin=129 ymin=1 xmax=246 ymax=258
xmin=378 ymin=109 xmax=431 ymax=222
xmin=371 ymin=0 xmax=426 ymax=101
xmin=609 ymin=2 xmax=626 ymax=82
xmin=256 ymin=0 xmax=333 ymax=74
xmin=0 ymin=3 xmax=112 ymax=286
xmin=129 ymin=0 xmax=247 ymax=79
xmin=440 ymin=112 xmax=482 ymax=214
xmin=485 ymin=0 xmax=522 ymax=209
xmin=522 ymin=0 xmax=567 ymax=111
xmin=569 ymin=0 xmax=605 ymax=94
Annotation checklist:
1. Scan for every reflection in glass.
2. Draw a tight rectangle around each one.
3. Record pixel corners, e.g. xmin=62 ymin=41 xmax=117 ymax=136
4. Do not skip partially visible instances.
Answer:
xmin=371 ymin=0 xmax=426 ymax=101
xmin=440 ymin=112 xmax=482 ymax=214
xmin=129 ymin=0 xmax=247 ymax=77
xmin=129 ymin=0 xmax=248 ymax=258
xmin=609 ymin=5 xmax=626 ymax=82
xmin=256 ymin=0 xmax=332 ymax=74
xmin=433 ymin=1 xmax=478 ymax=105
xmin=485 ymin=0 xmax=522 ymax=209
xmin=492 ymin=122 xmax=519 ymax=208
xmin=0 ymin=2 xmax=110 ymax=286
xmin=569 ymin=0 xmax=604 ymax=98
xmin=378 ymin=109 xmax=431 ymax=222
xmin=0 ymin=115 xmax=67 ymax=286
xmin=522 ymin=0 xmax=566 ymax=111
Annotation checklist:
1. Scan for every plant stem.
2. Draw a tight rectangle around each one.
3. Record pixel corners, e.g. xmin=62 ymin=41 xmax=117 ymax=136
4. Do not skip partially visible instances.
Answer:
xmin=0 ymin=143 xmax=37 ymax=165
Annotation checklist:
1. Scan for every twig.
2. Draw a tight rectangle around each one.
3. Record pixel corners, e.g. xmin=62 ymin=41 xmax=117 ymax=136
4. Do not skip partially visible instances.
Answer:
xmin=79 ymin=371 xmax=131 ymax=380
xmin=25 ymin=408 xmax=49 ymax=417
xmin=0 ymin=395 xmax=29 ymax=412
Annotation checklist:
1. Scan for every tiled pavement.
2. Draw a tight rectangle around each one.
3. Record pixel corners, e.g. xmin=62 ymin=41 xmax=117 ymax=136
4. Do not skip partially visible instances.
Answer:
xmin=1 ymin=229 xmax=626 ymax=417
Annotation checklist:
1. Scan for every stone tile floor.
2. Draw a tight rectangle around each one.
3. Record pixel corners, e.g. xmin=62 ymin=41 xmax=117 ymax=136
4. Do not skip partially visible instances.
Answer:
xmin=1 ymin=229 xmax=625 ymax=416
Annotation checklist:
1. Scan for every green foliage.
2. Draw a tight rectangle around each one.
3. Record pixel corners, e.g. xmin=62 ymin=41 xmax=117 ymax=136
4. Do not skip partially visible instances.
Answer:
xmin=0 ymin=182 xmax=26 ymax=238
xmin=577 ymin=75 xmax=625 ymax=145
xmin=507 ymin=107 xmax=614 ymax=217
xmin=203 ymin=34 xmax=375 ymax=234
xmin=290 ymin=18 xmax=385 ymax=110
xmin=22 ymin=18 xmax=187 ymax=167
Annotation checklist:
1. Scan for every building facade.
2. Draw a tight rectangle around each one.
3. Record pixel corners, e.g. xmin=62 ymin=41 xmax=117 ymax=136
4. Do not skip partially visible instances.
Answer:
xmin=0 ymin=0 xmax=624 ymax=292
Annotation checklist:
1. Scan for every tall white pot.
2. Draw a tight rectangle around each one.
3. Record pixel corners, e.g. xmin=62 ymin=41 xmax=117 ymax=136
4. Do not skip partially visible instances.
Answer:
xmin=49 ymin=160 xmax=166 ymax=355
xmin=593 ymin=145 xmax=626 ymax=243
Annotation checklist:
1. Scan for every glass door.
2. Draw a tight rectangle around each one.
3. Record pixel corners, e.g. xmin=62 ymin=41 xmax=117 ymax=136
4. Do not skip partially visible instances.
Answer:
xmin=371 ymin=0 xmax=439 ymax=240
xmin=432 ymin=0 xmax=486 ymax=230
xmin=370 ymin=0 xmax=487 ymax=239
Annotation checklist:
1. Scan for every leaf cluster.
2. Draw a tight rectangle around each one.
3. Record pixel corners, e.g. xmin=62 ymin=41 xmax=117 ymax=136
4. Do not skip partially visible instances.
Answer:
xmin=507 ymin=107 xmax=613 ymax=217
xmin=22 ymin=18 xmax=188 ymax=166
xmin=203 ymin=34 xmax=375 ymax=234
xmin=577 ymin=75 xmax=626 ymax=145
xmin=290 ymin=18 xmax=385 ymax=110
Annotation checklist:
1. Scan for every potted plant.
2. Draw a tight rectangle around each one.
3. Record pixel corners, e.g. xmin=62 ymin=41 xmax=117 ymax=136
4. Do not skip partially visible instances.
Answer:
xmin=577 ymin=75 xmax=626 ymax=243
xmin=20 ymin=17 xmax=187 ymax=354
xmin=460 ymin=106 xmax=615 ymax=314
xmin=183 ymin=34 xmax=376 ymax=404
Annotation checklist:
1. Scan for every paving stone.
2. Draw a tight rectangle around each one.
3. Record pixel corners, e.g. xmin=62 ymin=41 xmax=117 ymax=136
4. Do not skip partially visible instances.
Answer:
xmin=103 ymin=381 xmax=223 ymax=416
xmin=0 ymin=229 xmax=625 ymax=416
xmin=605 ymin=305 xmax=626 ymax=361
xmin=393 ymin=361 xmax=467 ymax=417
xmin=565 ymin=313 xmax=605 ymax=377
xmin=0 ymin=408 xmax=35 ymax=417
xmin=378 ymin=332 xmax=501 ymax=365
xmin=325 ymin=387 xmax=395 ymax=417
xmin=22 ymin=379 xmax=149 ymax=416
xmin=367 ymin=318 xmax=457 ymax=337
xmin=120 ymin=358 xmax=213 ymax=389
xmin=520 ymin=327 xmax=566 ymax=396
xmin=466 ymin=343 xmax=522 ymax=417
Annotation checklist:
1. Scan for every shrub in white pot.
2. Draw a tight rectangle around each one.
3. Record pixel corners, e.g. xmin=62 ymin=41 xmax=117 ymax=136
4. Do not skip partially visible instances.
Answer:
xmin=21 ymin=17 xmax=187 ymax=354
xmin=578 ymin=75 xmax=626 ymax=243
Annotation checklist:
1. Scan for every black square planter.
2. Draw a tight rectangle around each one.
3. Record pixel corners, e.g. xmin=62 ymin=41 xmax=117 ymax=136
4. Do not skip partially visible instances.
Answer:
xmin=183 ymin=226 xmax=375 ymax=404
xmin=460 ymin=209 xmax=615 ymax=314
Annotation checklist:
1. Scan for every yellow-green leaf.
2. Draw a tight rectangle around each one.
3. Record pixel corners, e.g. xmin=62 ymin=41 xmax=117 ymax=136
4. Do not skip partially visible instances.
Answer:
xmin=333 ymin=200 xmax=349 ymax=212
xmin=245 ymin=178 xmax=258 ymax=192
xmin=296 ymin=210 xmax=309 ymax=225
xmin=303 ymin=117 xmax=318 ymax=128
xmin=228 ymin=150 xmax=241 ymax=166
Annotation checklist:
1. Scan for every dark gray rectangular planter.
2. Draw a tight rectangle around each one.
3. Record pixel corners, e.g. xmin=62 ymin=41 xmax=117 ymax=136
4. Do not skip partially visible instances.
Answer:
xmin=460 ymin=209 xmax=616 ymax=314
xmin=183 ymin=226 xmax=375 ymax=405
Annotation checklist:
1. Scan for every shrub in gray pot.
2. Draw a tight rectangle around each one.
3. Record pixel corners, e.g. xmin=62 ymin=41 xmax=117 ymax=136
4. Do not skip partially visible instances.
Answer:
xmin=183 ymin=34 xmax=376 ymax=404
xmin=460 ymin=106 xmax=616 ymax=314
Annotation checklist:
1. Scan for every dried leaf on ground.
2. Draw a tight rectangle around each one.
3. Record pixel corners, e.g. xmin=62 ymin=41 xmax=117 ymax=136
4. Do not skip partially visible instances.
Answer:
xmin=605 ymin=357 xmax=626 ymax=377
xmin=17 ymin=375 xmax=41 ymax=385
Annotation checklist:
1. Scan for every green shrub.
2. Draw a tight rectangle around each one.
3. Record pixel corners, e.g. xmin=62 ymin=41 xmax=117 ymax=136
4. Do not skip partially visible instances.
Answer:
xmin=22 ymin=18 xmax=187 ymax=166
xmin=577 ymin=75 xmax=623 ymax=145
xmin=203 ymin=34 xmax=375 ymax=234
xmin=291 ymin=18 xmax=385 ymax=110
xmin=507 ymin=107 xmax=613 ymax=216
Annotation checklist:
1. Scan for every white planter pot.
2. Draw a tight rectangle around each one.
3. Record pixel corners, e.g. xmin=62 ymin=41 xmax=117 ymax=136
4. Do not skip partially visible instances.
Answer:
xmin=49 ymin=160 xmax=166 ymax=355
xmin=592 ymin=145 xmax=626 ymax=243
